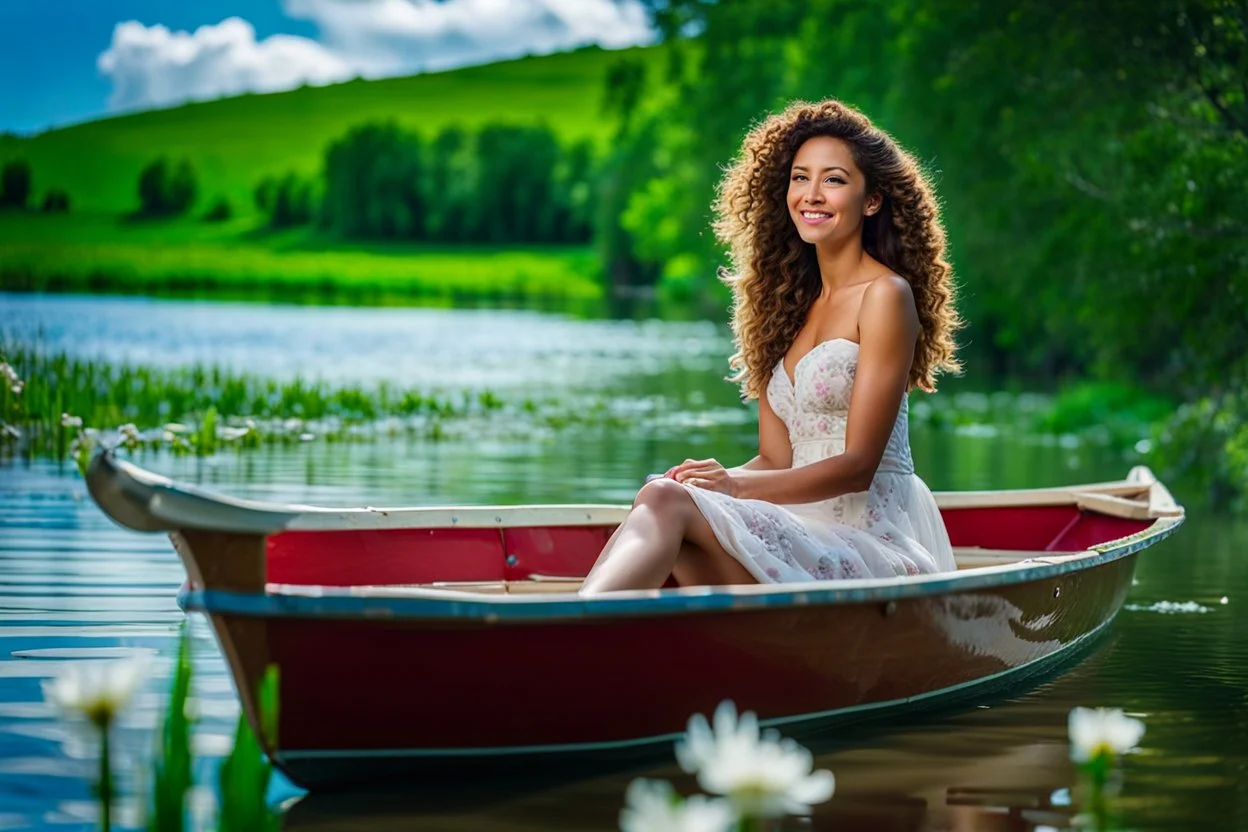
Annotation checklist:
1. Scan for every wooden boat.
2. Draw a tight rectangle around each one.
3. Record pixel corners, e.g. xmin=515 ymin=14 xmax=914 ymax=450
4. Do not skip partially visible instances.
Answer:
xmin=85 ymin=452 xmax=1183 ymax=791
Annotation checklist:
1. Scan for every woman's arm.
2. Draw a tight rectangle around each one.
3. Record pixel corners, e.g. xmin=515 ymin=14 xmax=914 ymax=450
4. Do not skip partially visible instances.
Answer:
xmin=729 ymin=276 xmax=919 ymax=503
xmin=731 ymin=382 xmax=793 ymax=472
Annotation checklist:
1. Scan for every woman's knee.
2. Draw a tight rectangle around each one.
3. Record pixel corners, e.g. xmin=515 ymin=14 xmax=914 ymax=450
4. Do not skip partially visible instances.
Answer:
xmin=633 ymin=477 xmax=693 ymax=517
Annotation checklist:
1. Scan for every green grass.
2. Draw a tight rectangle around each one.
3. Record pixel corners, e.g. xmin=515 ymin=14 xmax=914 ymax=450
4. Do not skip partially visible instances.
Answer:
xmin=0 ymin=212 xmax=602 ymax=305
xmin=0 ymin=44 xmax=667 ymax=216
xmin=0 ymin=339 xmax=637 ymax=462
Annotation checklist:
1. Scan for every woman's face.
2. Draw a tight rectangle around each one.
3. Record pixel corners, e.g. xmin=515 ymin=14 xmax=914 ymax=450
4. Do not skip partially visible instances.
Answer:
xmin=787 ymin=135 xmax=881 ymax=246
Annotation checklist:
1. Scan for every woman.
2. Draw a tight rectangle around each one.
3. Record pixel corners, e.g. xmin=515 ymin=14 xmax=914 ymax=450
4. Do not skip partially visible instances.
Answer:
xmin=578 ymin=99 xmax=962 ymax=595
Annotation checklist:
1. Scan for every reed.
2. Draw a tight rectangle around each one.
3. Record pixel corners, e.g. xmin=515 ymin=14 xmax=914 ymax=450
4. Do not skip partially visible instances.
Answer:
xmin=0 ymin=340 xmax=637 ymax=461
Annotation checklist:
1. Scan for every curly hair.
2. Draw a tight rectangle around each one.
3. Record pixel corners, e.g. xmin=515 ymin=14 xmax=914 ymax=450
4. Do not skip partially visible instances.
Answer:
xmin=714 ymin=99 xmax=962 ymax=400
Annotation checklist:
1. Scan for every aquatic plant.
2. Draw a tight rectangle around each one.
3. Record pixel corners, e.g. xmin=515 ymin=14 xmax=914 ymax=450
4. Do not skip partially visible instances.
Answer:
xmin=41 ymin=624 xmax=279 ymax=831
xmin=620 ymin=779 xmax=734 ymax=832
xmin=1068 ymin=706 xmax=1145 ymax=831
xmin=0 ymin=340 xmax=642 ymax=462
xmin=148 ymin=624 xmax=193 ymax=832
xmin=621 ymin=700 xmax=834 ymax=831
xmin=42 ymin=654 xmax=148 ymax=831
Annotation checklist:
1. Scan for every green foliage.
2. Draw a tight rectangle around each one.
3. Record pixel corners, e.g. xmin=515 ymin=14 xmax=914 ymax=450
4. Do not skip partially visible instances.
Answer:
xmin=1038 ymin=381 xmax=1174 ymax=441
xmin=137 ymin=157 xmax=197 ymax=217
xmin=217 ymin=666 xmax=280 ymax=832
xmin=147 ymin=622 xmax=194 ymax=832
xmin=0 ymin=159 xmax=32 ymax=209
xmin=628 ymin=0 xmax=1248 ymax=505
xmin=322 ymin=121 xmax=428 ymax=239
xmin=41 ymin=189 xmax=70 ymax=213
xmin=319 ymin=121 xmax=593 ymax=244
xmin=475 ymin=124 xmax=563 ymax=243
xmin=1149 ymin=393 xmax=1248 ymax=512
xmin=254 ymin=173 xmax=314 ymax=228
xmin=202 ymin=197 xmax=231 ymax=222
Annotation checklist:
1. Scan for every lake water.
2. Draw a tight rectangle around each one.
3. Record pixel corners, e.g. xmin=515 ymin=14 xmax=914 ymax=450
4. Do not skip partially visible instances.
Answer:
xmin=1 ymin=294 xmax=1244 ymax=830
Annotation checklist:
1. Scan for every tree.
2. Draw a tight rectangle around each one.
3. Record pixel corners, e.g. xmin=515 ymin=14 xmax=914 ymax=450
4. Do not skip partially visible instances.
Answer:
xmin=322 ymin=122 xmax=426 ymax=239
xmin=475 ymin=124 xmax=562 ymax=243
xmin=424 ymin=126 xmax=477 ymax=242
xmin=137 ymin=157 xmax=197 ymax=217
xmin=202 ymin=197 xmax=231 ymax=222
xmin=41 ymin=189 xmax=70 ymax=213
xmin=0 ymin=160 xmax=32 ymax=209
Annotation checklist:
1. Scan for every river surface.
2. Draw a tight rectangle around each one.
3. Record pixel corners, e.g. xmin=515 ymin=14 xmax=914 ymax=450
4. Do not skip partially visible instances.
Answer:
xmin=0 ymin=294 xmax=1244 ymax=830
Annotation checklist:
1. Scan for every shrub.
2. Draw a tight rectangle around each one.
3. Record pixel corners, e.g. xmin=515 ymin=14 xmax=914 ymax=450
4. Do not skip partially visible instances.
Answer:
xmin=0 ymin=160 xmax=32 ymax=210
xmin=40 ymin=189 xmax=70 ymax=213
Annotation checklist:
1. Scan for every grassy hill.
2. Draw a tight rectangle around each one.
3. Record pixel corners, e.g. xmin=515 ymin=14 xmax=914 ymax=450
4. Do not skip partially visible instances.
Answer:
xmin=0 ymin=44 xmax=668 ymax=306
xmin=0 ymin=44 xmax=667 ymax=216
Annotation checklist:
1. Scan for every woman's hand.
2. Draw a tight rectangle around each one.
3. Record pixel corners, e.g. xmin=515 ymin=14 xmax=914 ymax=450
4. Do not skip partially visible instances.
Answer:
xmin=670 ymin=458 xmax=740 ymax=497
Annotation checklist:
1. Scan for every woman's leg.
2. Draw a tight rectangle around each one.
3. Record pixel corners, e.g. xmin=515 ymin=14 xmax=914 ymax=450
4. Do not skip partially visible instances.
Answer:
xmin=579 ymin=479 xmax=756 ymax=595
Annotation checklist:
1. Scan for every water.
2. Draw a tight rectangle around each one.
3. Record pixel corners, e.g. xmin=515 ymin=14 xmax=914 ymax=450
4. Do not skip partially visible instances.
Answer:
xmin=1 ymin=295 xmax=1244 ymax=830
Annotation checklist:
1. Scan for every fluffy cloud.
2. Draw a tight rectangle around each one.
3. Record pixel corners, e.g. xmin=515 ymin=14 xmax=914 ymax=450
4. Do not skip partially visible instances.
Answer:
xmin=98 ymin=18 xmax=353 ymax=112
xmin=97 ymin=0 xmax=656 ymax=113
xmin=286 ymin=0 xmax=656 ymax=75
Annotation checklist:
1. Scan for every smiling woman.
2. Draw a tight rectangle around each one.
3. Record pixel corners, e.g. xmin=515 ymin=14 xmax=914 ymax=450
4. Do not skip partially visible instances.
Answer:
xmin=579 ymin=99 xmax=964 ymax=595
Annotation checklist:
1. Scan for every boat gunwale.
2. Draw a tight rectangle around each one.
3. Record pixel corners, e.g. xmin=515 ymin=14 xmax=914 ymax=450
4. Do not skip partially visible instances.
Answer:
xmin=177 ymin=512 xmax=1182 ymax=622
xmin=87 ymin=453 xmax=1183 ymax=535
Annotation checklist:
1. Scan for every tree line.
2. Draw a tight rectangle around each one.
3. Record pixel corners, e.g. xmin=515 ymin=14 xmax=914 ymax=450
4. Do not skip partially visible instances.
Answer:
xmin=62 ymin=121 xmax=598 ymax=243
xmin=0 ymin=160 xmax=70 ymax=213
xmin=600 ymin=0 xmax=1247 ymax=505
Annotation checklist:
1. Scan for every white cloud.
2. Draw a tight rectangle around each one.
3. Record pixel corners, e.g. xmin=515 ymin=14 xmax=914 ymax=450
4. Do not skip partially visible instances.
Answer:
xmin=97 ymin=0 xmax=656 ymax=114
xmin=98 ymin=18 xmax=353 ymax=113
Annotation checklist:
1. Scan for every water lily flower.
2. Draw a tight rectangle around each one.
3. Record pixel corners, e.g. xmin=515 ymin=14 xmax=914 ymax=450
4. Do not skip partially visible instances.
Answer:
xmin=1 ymin=362 xmax=22 ymax=394
xmin=62 ymin=413 xmax=83 ymax=429
xmin=42 ymin=657 xmax=148 ymax=730
xmin=619 ymin=778 xmax=735 ymax=832
xmin=1068 ymin=707 xmax=1145 ymax=764
xmin=676 ymin=700 xmax=835 ymax=819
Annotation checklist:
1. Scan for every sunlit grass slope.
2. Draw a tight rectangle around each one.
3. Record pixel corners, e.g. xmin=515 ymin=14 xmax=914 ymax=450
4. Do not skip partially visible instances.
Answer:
xmin=0 ymin=213 xmax=601 ymax=305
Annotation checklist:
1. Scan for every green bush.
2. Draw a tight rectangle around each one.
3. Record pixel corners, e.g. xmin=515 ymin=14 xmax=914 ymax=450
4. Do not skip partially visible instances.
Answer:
xmin=137 ymin=157 xmax=197 ymax=217
xmin=0 ymin=159 xmax=32 ymax=209
xmin=202 ymin=197 xmax=232 ymax=222
xmin=40 ymin=188 xmax=70 ymax=213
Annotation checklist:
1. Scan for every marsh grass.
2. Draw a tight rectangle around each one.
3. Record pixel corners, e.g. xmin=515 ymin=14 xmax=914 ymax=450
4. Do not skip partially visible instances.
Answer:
xmin=0 ymin=339 xmax=639 ymax=462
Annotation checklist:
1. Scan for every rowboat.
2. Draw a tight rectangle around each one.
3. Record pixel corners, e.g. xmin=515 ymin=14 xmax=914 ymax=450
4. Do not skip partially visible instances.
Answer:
xmin=86 ymin=451 xmax=1183 ymax=791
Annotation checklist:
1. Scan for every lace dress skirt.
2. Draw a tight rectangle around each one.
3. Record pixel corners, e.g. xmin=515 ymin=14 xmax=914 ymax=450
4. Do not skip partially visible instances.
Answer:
xmin=679 ymin=440 xmax=956 ymax=582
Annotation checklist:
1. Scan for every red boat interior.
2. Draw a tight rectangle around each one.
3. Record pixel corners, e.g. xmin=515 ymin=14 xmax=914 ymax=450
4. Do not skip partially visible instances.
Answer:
xmin=264 ymin=505 xmax=1152 ymax=593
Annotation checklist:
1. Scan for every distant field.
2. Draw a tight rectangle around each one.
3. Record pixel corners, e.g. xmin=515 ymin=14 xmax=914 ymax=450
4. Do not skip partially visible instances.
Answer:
xmin=0 ymin=44 xmax=666 ymax=216
xmin=0 ymin=213 xmax=601 ymax=306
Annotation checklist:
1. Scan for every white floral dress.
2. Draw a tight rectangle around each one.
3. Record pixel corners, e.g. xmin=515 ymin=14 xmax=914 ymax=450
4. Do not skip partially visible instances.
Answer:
xmin=682 ymin=338 xmax=956 ymax=581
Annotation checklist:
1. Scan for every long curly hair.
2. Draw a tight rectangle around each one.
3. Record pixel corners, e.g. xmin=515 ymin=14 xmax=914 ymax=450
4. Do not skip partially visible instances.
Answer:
xmin=714 ymin=99 xmax=962 ymax=400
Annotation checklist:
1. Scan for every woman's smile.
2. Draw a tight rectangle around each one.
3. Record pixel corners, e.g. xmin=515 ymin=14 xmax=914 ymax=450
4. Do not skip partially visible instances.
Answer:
xmin=799 ymin=210 xmax=833 ymax=225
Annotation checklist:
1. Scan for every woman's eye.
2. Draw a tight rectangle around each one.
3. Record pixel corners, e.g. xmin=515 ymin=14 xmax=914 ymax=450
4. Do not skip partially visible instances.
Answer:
xmin=826 ymin=177 xmax=845 ymax=185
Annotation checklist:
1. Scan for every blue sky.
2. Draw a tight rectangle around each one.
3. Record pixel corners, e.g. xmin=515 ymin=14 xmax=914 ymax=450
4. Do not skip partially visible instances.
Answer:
xmin=0 ymin=0 xmax=655 ymax=135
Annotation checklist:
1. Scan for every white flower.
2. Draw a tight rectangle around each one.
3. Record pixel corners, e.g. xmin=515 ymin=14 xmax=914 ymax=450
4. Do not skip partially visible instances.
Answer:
xmin=619 ymin=778 xmax=735 ymax=832
xmin=42 ymin=657 xmax=149 ymax=730
xmin=0 ymin=362 xmax=21 ymax=394
xmin=1068 ymin=707 xmax=1145 ymax=763
xmin=676 ymin=700 xmax=835 ymax=819
xmin=61 ymin=413 xmax=83 ymax=429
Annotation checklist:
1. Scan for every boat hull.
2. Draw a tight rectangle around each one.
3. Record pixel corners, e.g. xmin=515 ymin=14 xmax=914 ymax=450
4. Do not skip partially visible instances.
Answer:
xmin=192 ymin=553 xmax=1134 ymax=789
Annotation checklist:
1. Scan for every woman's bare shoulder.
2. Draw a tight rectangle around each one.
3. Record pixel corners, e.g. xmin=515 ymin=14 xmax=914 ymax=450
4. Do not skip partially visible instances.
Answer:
xmin=859 ymin=274 xmax=919 ymax=335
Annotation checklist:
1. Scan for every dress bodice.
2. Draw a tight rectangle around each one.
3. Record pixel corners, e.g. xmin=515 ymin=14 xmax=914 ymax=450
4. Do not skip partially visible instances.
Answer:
xmin=766 ymin=338 xmax=914 ymax=474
